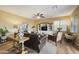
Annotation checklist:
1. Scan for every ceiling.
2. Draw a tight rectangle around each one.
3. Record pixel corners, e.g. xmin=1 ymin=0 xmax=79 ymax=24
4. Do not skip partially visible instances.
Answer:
xmin=0 ymin=5 xmax=77 ymax=19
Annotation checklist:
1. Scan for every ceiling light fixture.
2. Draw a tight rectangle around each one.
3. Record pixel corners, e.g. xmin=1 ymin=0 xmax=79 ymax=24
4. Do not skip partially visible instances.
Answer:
xmin=33 ymin=13 xmax=45 ymax=19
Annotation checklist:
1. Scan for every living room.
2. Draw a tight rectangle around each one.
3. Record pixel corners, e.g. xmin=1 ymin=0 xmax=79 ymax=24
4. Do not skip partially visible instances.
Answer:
xmin=0 ymin=5 xmax=79 ymax=54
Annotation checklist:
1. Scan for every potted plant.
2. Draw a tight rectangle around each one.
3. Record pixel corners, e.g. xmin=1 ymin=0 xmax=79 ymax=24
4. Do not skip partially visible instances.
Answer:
xmin=57 ymin=27 xmax=62 ymax=32
xmin=0 ymin=27 xmax=8 ymax=42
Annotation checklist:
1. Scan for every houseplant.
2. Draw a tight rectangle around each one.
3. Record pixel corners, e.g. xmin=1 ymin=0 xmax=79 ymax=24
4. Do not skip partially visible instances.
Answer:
xmin=0 ymin=27 xmax=8 ymax=42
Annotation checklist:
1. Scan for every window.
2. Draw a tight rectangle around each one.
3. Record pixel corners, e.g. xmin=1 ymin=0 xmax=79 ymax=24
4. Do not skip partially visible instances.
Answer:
xmin=19 ymin=23 xmax=28 ymax=32
xmin=53 ymin=20 xmax=67 ymax=32
xmin=53 ymin=21 xmax=60 ymax=31
xmin=71 ymin=16 xmax=78 ymax=32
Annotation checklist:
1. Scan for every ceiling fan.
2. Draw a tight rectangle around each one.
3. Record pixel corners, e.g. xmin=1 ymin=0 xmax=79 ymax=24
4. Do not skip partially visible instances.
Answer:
xmin=33 ymin=13 xmax=45 ymax=19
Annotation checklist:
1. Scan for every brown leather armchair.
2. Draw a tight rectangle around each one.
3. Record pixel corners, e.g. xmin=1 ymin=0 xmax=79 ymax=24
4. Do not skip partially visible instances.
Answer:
xmin=24 ymin=33 xmax=40 ymax=53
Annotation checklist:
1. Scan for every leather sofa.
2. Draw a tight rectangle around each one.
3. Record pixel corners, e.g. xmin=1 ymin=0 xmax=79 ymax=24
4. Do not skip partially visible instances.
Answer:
xmin=24 ymin=32 xmax=47 ymax=53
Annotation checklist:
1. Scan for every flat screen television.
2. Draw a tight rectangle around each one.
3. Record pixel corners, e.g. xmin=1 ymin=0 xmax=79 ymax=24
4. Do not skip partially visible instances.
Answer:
xmin=41 ymin=25 xmax=47 ymax=31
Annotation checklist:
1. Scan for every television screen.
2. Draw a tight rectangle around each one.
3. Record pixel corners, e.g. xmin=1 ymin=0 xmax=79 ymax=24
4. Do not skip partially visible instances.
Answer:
xmin=41 ymin=26 xmax=47 ymax=31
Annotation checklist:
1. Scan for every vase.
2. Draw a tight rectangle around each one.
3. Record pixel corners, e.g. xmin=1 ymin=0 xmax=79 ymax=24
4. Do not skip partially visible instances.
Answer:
xmin=1 ymin=36 xmax=7 ymax=42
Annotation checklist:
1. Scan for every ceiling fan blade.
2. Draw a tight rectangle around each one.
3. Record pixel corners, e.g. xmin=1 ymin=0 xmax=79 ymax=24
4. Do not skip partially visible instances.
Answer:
xmin=40 ymin=14 xmax=43 ymax=16
xmin=40 ymin=14 xmax=45 ymax=18
xmin=34 ymin=14 xmax=37 ymax=17
xmin=33 ymin=13 xmax=45 ymax=18
xmin=33 ymin=14 xmax=36 ymax=18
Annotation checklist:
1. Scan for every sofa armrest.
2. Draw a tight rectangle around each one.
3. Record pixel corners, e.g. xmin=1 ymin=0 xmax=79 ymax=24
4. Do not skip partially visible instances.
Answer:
xmin=39 ymin=36 xmax=47 ymax=49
